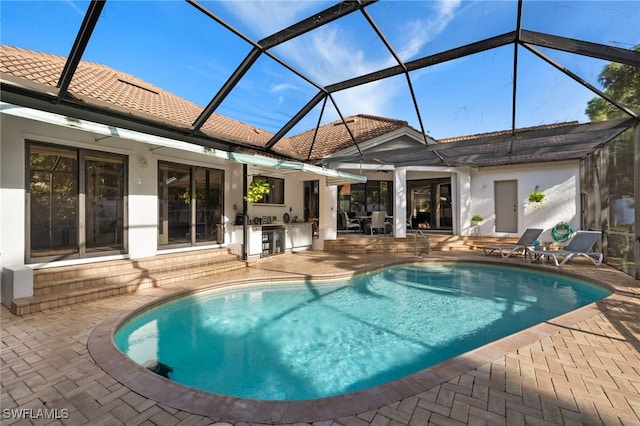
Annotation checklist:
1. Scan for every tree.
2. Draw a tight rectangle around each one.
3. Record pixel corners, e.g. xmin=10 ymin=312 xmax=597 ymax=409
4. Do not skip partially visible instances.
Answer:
xmin=586 ymin=45 xmax=640 ymax=121
xmin=585 ymin=45 xmax=639 ymax=242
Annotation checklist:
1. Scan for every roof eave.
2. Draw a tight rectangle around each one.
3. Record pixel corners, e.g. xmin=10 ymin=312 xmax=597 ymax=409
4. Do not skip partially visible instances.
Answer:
xmin=0 ymin=79 xmax=301 ymax=159
xmin=321 ymin=126 xmax=435 ymax=161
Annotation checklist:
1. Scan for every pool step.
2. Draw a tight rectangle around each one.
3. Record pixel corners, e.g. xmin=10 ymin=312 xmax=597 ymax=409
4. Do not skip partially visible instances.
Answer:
xmin=324 ymin=235 xmax=518 ymax=254
xmin=11 ymin=248 xmax=246 ymax=315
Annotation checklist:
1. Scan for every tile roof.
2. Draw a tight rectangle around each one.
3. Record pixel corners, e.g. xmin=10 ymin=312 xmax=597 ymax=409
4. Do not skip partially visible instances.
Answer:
xmin=288 ymin=114 xmax=411 ymax=160
xmin=438 ymin=121 xmax=580 ymax=144
xmin=1 ymin=45 xmax=413 ymax=161
xmin=0 ymin=45 xmax=278 ymax=151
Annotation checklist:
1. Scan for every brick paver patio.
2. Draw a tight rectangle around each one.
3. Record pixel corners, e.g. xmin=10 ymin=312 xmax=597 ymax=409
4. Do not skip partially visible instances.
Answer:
xmin=2 ymin=252 xmax=639 ymax=425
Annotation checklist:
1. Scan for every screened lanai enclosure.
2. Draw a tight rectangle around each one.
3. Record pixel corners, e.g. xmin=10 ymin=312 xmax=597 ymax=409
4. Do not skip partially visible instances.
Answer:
xmin=1 ymin=0 xmax=639 ymax=276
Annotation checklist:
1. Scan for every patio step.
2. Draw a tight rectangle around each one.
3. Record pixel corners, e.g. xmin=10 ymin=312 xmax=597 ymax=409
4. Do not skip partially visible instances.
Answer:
xmin=325 ymin=234 xmax=518 ymax=254
xmin=11 ymin=248 xmax=246 ymax=315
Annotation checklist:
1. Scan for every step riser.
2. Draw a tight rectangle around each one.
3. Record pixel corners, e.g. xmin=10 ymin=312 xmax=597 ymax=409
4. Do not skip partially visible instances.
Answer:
xmin=13 ymin=263 xmax=245 ymax=315
xmin=33 ymin=249 xmax=235 ymax=283
xmin=33 ymin=258 xmax=242 ymax=296
xmin=324 ymin=236 xmax=517 ymax=254
xmin=12 ymin=248 xmax=245 ymax=315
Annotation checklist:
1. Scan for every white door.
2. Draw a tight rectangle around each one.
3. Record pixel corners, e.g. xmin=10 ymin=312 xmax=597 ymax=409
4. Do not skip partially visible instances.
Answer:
xmin=494 ymin=180 xmax=518 ymax=233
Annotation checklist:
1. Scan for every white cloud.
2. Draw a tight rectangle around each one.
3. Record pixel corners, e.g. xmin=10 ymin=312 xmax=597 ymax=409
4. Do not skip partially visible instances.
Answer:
xmin=66 ymin=0 xmax=86 ymax=17
xmin=220 ymin=1 xmax=320 ymax=38
xmin=397 ymin=0 xmax=462 ymax=61
xmin=271 ymin=83 xmax=299 ymax=94
xmin=223 ymin=1 xmax=463 ymax=124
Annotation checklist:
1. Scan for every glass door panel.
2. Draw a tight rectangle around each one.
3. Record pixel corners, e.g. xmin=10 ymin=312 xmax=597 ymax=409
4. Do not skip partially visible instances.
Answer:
xmin=195 ymin=168 xmax=224 ymax=244
xmin=85 ymin=152 xmax=125 ymax=253
xmin=304 ymin=180 xmax=319 ymax=238
xmin=436 ymin=183 xmax=452 ymax=229
xmin=29 ymin=144 xmax=78 ymax=258
xmin=159 ymin=162 xmax=224 ymax=248
xmin=159 ymin=162 xmax=191 ymax=246
xmin=412 ymin=186 xmax=431 ymax=229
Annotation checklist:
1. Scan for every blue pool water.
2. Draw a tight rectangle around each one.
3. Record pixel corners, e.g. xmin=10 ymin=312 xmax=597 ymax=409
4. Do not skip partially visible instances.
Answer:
xmin=114 ymin=263 xmax=610 ymax=401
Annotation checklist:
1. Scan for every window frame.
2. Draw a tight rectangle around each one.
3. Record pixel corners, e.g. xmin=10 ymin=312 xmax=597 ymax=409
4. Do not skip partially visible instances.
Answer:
xmin=253 ymin=175 xmax=285 ymax=205
xmin=25 ymin=140 xmax=128 ymax=263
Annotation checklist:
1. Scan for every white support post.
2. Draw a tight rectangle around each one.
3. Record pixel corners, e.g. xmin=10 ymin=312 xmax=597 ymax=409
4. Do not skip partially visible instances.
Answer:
xmin=394 ymin=168 xmax=407 ymax=238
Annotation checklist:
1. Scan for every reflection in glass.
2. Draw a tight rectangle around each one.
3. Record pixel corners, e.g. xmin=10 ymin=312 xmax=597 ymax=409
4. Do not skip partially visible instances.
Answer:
xmin=338 ymin=181 xmax=393 ymax=216
xmin=407 ymin=179 xmax=452 ymax=230
xmin=158 ymin=162 xmax=191 ymax=246
xmin=195 ymin=168 xmax=224 ymax=243
xmin=158 ymin=162 xmax=224 ymax=247
xmin=85 ymin=152 xmax=125 ymax=253
xmin=29 ymin=144 xmax=78 ymax=257
xmin=253 ymin=176 xmax=284 ymax=205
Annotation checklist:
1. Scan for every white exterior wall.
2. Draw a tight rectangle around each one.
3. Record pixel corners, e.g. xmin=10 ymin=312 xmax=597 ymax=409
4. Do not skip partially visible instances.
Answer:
xmin=1 ymin=114 xmax=27 ymax=269
xmin=1 ymin=110 xmax=586 ymax=301
xmin=0 ymin=113 xmax=233 ymax=273
xmin=469 ymin=161 xmax=581 ymax=241
xmin=127 ymin=144 xmax=158 ymax=259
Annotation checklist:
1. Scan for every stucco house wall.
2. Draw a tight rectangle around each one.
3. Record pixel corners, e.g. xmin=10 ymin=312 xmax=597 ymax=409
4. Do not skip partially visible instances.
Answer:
xmin=468 ymin=161 xmax=581 ymax=242
xmin=0 ymin=112 xmax=319 ymax=270
xmin=0 ymin=108 xmax=586 ymax=304
xmin=329 ymin=134 xmax=582 ymax=241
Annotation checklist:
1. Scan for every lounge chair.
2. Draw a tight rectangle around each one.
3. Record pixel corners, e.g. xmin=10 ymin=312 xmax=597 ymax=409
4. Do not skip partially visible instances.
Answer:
xmin=482 ymin=228 xmax=543 ymax=258
xmin=341 ymin=211 xmax=361 ymax=233
xmin=529 ymin=230 xmax=603 ymax=267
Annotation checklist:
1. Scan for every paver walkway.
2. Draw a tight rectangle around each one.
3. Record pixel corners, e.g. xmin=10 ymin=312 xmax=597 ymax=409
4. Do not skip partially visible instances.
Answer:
xmin=2 ymin=252 xmax=639 ymax=425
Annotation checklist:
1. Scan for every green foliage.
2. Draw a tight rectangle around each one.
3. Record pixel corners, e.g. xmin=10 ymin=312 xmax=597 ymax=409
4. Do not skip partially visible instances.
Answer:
xmin=584 ymin=49 xmax=638 ymax=204
xmin=528 ymin=190 xmax=545 ymax=204
xmin=178 ymin=187 xmax=205 ymax=205
xmin=586 ymin=45 xmax=640 ymax=121
xmin=471 ymin=214 xmax=483 ymax=222
xmin=244 ymin=176 xmax=271 ymax=203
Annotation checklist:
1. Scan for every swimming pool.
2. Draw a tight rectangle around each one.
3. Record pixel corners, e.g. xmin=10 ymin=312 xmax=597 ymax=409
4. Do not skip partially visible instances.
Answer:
xmin=114 ymin=262 xmax=610 ymax=401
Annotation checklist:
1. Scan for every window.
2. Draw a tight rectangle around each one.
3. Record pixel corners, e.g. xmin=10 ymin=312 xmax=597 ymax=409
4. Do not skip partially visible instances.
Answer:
xmin=253 ymin=176 xmax=284 ymax=205
xmin=338 ymin=180 xmax=393 ymax=215
xmin=158 ymin=161 xmax=224 ymax=247
xmin=407 ymin=178 xmax=452 ymax=230
xmin=27 ymin=142 xmax=127 ymax=262
xmin=304 ymin=180 xmax=319 ymax=238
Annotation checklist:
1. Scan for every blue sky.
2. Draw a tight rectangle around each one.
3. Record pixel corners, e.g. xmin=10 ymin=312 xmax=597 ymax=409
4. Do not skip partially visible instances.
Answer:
xmin=1 ymin=1 xmax=638 ymax=139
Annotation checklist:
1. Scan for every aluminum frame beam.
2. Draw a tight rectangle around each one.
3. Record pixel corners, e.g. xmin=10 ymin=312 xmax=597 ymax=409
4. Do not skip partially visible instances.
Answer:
xmin=190 ymin=0 xmax=375 ymax=136
xmin=57 ymin=0 xmax=105 ymax=100
xmin=519 ymin=29 xmax=640 ymax=67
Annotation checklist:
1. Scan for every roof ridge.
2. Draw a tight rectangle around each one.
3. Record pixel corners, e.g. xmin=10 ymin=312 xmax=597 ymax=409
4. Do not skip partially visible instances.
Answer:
xmin=439 ymin=121 xmax=581 ymax=143
xmin=354 ymin=113 xmax=408 ymax=125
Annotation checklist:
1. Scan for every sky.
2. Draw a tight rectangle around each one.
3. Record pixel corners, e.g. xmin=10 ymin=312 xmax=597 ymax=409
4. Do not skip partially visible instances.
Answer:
xmin=1 ymin=0 xmax=639 ymax=140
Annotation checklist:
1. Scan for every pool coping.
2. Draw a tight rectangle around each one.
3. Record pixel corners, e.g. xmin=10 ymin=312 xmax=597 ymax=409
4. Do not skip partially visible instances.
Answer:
xmin=87 ymin=256 xmax=636 ymax=424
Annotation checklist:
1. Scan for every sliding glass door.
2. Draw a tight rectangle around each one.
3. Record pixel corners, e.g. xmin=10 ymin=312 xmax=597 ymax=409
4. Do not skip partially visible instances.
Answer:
xmin=27 ymin=142 xmax=127 ymax=262
xmin=407 ymin=178 xmax=452 ymax=230
xmin=158 ymin=161 xmax=224 ymax=248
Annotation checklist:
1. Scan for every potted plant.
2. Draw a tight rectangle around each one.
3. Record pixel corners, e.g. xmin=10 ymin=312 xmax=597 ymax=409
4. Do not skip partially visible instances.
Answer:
xmin=471 ymin=214 xmax=483 ymax=225
xmin=244 ymin=176 xmax=271 ymax=203
xmin=528 ymin=186 xmax=545 ymax=205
